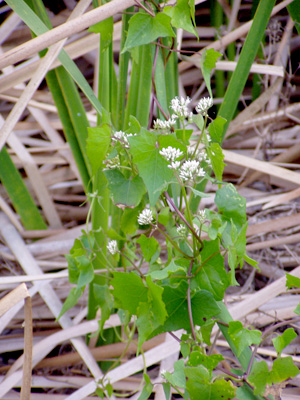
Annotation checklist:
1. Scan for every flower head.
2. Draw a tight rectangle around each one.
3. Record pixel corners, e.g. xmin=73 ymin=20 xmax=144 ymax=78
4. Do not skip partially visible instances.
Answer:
xmin=138 ymin=208 xmax=154 ymax=225
xmin=171 ymin=96 xmax=193 ymax=120
xmin=177 ymin=224 xmax=187 ymax=236
xmin=198 ymin=209 xmax=206 ymax=224
xmin=196 ymin=97 xmax=213 ymax=114
xmin=179 ymin=160 xmax=205 ymax=181
xmin=154 ymin=115 xmax=177 ymax=130
xmin=193 ymin=223 xmax=200 ymax=236
xmin=112 ymin=131 xmax=129 ymax=148
xmin=107 ymin=240 xmax=118 ymax=255
xmin=104 ymin=155 xmax=120 ymax=170
xmin=168 ymin=161 xmax=181 ymax=170
xmin=159 ymin=146 xmax=183 ymax=162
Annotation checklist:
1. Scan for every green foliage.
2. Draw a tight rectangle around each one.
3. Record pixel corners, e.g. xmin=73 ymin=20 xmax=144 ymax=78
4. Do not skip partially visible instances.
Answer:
xmin=228 ymin=321 xmax=262 ymax=357
xmin=43 ymin=3 xmax=298 ymax=398
xmin=123 ymin=13 xmax=175 ymax=53
xmin=163 ymin=0 xmax=198 ymax=37
xmin=128 ymin=129 xmax=174 ymax=205
xmin=272 ymin=328 xmax=297 ymax=356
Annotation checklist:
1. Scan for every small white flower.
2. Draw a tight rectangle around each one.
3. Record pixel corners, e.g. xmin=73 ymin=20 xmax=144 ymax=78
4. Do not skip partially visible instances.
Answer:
xmin=154 ymin=115 xmax=177 ymax=130
xmin=168 ymin=161 xmax=181 ymax=170
xmin=104 ymin=155 xmax=120 ymax=169
xmin=159 ymin=146 xmax=183 ymax=162
xmin=178 ymin=160 xmax=206 ymax=181
xmin=107 ymin=240 xmax=118 ymax=255
xmin=196 ymin=97 xmax=213 ymax=114
xmin=161 ymin=369 xmax=167 ymax=377
xmin=193 ymin=223 xmax=200 ymax=236
xmin=179 ymin=160 xmax=202 ymax=181
xmin=112 ymin=131 xmax=130 ymax=148
xmin=138 ymin=208 xmax=154 ymax=225
xmin=198 ymin=209 xmax=206 ymax=224
xmin=171 ymin=96 xmax=192 ymax=119
xmin=177 ymin=224 xmax=186 ymax=236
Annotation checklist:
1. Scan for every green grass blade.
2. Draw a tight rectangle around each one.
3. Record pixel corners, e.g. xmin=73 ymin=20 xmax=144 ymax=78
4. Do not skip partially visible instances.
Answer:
xmin=0 ymin=148 xmax=47 ymax=230
xmin=6 ymin=0 xmax=109 ymax=122
xmin=154 ymin=47 xmax=169 ymax=118
xmin=46 ymin=69 xmax=91 ymax=191
xmin=124 ymin=52 xmax=142 ymax=129
xmin=55 ymin=68 xmax=91 ymax=172
xmin=136 ymin=44 xmax=154 ymax=127
xmin=218 ymin=0 xmax=276 ymax=139
xmin=117 ymin=7 xmax=133 ymax=130
xmin=287 ymin=0 xmax=300 ymax=36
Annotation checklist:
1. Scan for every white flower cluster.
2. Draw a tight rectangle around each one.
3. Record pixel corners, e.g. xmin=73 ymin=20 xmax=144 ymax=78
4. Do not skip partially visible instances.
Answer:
xmin=177 ymin=224 xmax=186 ymax=236
xmin=171 ymin=96 xmax=193 ymax=121
xmin=198 ymin=209 xmax=206 ymax=224
xmin=179 ymin=160 xmax=205 ymax=181
xmin=154 ymin=115 xmax=177 ymax=130
xmin=187 ymin=147 xmax=211 ymax=166
xmin=112 ymin=131 xmax=136 ymax=148
xmin=137 ymin=208 xmax=153 ymax=225
xmin=196 ymin=97 xmax=213 ymax=114
xmin=104 ymin=155 xmax=120 ymax=169
xmin=193 ymin=223 xmax=200 ymax=235
xmin=159 ymin=146 xmax=183 ymax=162
xmin=107 ymin=240 xmax=118 ymax=255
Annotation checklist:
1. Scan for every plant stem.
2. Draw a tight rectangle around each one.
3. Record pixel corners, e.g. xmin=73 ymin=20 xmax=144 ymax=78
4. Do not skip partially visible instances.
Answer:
xmin=187 ymin=259 xmax=197 ymax=342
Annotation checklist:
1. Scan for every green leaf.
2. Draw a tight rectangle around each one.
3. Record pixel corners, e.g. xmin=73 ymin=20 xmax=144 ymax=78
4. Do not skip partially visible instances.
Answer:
xmin=187 ymin=351 xmax=224 ymax=371
xmin=174 ymin=129 xmax=193 ymax=145
xmin=92 ymin=284 xmax=114 ymax=336
xmin=164 ymin=359 xmax=186 ymax=389
xmin=164 ymin=0 xmax=198 ymax=37
xmin=272 ymin=328 xmax=297 ymax=356
xmin=244 ymin=253 xmax=259 ymax=269
xmin=104 ymin=169 xmax=146 ymax=209
xmin=126 ymin=115 xmax=141 ymax=134
xmin=269 ymin=357 xmax=299 ymax=383
xmin=200 ymin=49 xmax=222 ymax=98
xmin=149 ymin=259 xmax=186 ymax=280
xmin=121 ymin=207 xmax=140 ymax=234
xmin=153 ymin=281 xmax=220 ymax=334
xmin=88 ymin=17 xmax=113 ymax=52
xmin=86 ymin=124 xmax=111 ymax=175
xmin=58 ymin=287 xmax=84 ymax=320
xmin=185 ymin=366 xmax=236 ymax=400
xmin=128 ymin=129 xmax=174 ymax=205
xmin=162 ymin=382 xmax=171 ymax=400
xmin=137 ymin=277 xmax=167 ymax=349
xmin=137 ymin=234 xmax=160 ymax=262
xmin=180 ymin=342 xmax=190 ymax=358
xmin=192 ymin=114 xmax=204 ymax=130
xmin=146 ymin=275 xmax=167 ymax=326
xmin=137 ymin=373 xmax=153 ymax=400
xmin=194 ymin=239 xmax=229 ymax=301
xmin=247 ymin=361 xmax=269 ymax=396
xmin=66 ymin=234 xmax=94 ymax=288
xmin=228 ymin=321 xmax=262 ymax=357
xmin=112 ymin=272 xmax=147 ymax=314
xmin=286 ymin=273 xmax=300 ymax=289
xmin=158 ymin=133 xmax=187 ymax=153
xmin=158 ymin=207 xmax=170 ymax=226
xmin=136 ymin=302 xmax=154 ymax=347
xmin=215 ymin=184 xmax=247 ymax=227
xmin=189 ymin=187 xmax=211 ymax=198
xmin=200 ymin=320 xmax=216 ymax=346
xmin=123 ymin=13 xmax=175 ymax=53
xmin=206 ymin=142 xmax=225 ymax=182
xmin=208 ymin=116 xmax=226 ymax=144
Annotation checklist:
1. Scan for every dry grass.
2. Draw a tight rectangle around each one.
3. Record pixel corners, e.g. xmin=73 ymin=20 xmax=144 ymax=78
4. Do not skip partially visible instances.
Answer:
xmin=0 ymin=1 xmax=300 ymax=399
